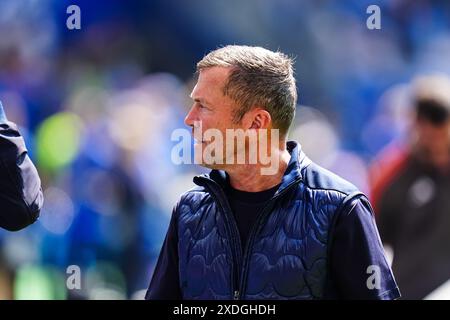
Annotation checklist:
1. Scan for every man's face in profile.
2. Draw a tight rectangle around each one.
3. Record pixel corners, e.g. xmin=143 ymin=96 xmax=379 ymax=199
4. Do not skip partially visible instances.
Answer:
xmin=185 ymin=66 xmax=244 ymax=168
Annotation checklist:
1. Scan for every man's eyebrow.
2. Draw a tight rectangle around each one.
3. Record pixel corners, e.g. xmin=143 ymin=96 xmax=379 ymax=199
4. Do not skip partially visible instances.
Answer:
xmin=191 ymin=96 xmax=212 ymax=106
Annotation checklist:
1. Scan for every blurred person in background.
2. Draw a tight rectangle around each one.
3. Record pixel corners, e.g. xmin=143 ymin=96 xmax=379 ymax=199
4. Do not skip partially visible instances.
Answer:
xmin=0 ymin=101 xmax=43 ymax=231
xmin=146 ymin=45 xmax=400 ymax=300
xmin=371 ymin=74 xmax=450 ymax=299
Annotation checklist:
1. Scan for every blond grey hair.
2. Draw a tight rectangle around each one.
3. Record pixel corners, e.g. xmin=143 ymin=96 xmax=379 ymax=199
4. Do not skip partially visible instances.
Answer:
xmin=197 ymin=45 xmax=297 ymax=136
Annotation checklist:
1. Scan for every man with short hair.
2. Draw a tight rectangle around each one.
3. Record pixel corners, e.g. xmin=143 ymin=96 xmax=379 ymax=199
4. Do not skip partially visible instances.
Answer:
xmin=0 ymin=101 xmax=43 ymax=231
xmin=146 ymin=45 xmax=400 ymax=300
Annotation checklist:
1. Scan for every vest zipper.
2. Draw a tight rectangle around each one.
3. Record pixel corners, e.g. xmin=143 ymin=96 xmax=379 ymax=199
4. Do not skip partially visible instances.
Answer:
xmin=237 ymin=177 xmax=303 ymax=299
xmin=197 ymin=175 xmax=302 ymax=300
xmin=200 ymin=180 xmax=243 ymax=299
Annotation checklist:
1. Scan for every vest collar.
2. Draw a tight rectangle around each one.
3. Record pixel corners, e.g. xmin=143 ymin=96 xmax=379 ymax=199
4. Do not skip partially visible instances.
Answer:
xmin=194 ymin=140 xmax=309 ymax=195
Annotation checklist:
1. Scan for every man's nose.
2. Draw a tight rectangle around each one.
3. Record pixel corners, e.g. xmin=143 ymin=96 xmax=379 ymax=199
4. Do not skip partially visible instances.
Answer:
xmin=184 ymin=106 xmax=196 ymax=127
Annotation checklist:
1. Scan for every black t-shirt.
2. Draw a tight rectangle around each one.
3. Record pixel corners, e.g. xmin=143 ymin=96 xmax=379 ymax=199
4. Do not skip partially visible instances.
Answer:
xmin=225 ymin=183 xmax=280 ymax=250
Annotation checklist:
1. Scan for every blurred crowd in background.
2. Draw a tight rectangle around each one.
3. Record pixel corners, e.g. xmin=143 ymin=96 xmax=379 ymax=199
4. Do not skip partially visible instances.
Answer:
xmin=1 ymin=0 xmax=450 ymax=299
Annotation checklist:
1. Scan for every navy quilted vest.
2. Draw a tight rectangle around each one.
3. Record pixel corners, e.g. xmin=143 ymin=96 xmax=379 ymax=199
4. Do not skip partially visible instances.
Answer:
xmin=176 ymin=141 xmax=361 ymax=299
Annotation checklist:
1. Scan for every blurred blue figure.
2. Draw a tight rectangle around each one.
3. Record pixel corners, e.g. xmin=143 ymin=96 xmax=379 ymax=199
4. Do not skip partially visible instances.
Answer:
xmin=0 ymin=101 xmax=44 ymax=231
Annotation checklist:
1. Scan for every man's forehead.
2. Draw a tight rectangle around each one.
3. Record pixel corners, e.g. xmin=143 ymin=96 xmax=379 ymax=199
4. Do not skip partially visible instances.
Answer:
xmin=198 ymin=66 xmax=231 ymax=81
xmin=191 ymin=67 xmax=230 ymax=97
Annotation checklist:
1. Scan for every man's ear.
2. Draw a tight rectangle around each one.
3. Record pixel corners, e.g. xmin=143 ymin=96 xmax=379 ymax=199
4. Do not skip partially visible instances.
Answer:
xmin=247 ymin=108 xmax=271 ymax=130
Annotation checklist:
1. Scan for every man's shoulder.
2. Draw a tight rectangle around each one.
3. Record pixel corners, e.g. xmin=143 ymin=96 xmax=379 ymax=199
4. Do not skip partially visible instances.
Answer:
xmin=173 ymin=185 xmax=210 ymax=213
xmin=300 ymin=160 xmax=360 ymax=197
xmin=298 ymin=160 xmax=372 ymax=230
xmin=179 ymin=185 xmax=207 ymax=199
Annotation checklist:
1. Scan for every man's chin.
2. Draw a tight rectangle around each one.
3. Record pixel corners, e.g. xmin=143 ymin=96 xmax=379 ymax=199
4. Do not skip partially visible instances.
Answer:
xmin=193 ymin=154 xmax=225 ymax=170
xmin=194 ymin=158 xmax=225 ymax=170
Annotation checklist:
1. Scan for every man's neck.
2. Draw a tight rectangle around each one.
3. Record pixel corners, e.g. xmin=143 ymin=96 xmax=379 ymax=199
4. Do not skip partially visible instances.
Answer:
xmin=225 ymin=147 xmax=291 ymax=192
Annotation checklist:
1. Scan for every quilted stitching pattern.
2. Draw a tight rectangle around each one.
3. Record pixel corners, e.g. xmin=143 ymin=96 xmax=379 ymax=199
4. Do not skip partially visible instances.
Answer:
xmin=176 ymin=142 xmax=358 ymax=300
xmin=178 ymin=192 xmax=232 ymax=299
